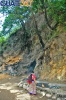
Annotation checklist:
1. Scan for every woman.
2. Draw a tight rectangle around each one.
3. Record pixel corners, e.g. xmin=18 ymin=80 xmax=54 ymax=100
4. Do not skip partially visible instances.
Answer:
xmin=27 ymin=71 xmax=36 ymax=95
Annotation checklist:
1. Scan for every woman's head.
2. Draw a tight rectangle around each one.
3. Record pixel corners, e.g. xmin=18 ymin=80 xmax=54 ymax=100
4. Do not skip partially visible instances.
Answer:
xmin=31 ymin=70 xmax=34 ymax=73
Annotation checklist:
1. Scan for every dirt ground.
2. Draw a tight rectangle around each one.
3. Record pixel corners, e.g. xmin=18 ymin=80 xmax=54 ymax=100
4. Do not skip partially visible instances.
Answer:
xmin=0 ymin=75 xmax=66 ymax=100
xmin=0 ymin=89 xmax=15 ymax=100
xmin=0 ymin=75 xmax=48 ymax=100
xmin=0 ymin=76 xmax=18 ymax=100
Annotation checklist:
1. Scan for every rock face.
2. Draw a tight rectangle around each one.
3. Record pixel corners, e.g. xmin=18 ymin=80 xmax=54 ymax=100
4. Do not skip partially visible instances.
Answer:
xmin=39 ymin=32 xmax=66 ymax=81
xmin=0 ymin=13 xmax=66 ymax=82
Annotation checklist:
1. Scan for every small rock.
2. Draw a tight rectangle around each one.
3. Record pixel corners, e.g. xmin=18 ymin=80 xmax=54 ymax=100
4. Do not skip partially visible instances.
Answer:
xmin=40 ymin=92 xmax=46 ymax=98
xmin=42 ymin=84 xmax=44 ymax=87
xmin=46 ymin=93 xmax=52 ymax=98
xmin=23 ymin=83 xmax=29 ymax=90
xmin=6 ymin=87 xmax=12 ymax=90
xmin=10 ymin=89 xmax=20 ymax=93
xmin=18 ymin=81 xmax=23 ymax=87
xmin=16 ymin=93 xmax=30 ymax=100
xmin=19 ymin=84 xmax=23 ymax=88
xmin=57 ymin=98 xmax=61 ymax=100
xmin=9 ymin=78 xmax=11 ymax=80
xmin=52 ymin=95 xmax=57 ymax=99
xmin=41 ymin=91 xmax=46 ymax=96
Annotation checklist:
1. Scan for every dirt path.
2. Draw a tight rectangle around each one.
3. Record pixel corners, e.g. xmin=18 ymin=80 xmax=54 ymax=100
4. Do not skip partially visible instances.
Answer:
xmin=0 ymin=89 xmax=15 ymax=100
xmin=0 ymin=76 xmax=48 ymax=100
xmin=0 ymin=76 xmax=66 ymax=100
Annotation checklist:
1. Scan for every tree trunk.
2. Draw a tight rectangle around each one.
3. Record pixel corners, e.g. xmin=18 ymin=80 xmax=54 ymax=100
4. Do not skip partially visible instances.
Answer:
xmin=32 ymin=13 xmax=45 ymax=49
xmin=41 ymin=0 xmax=58 ymax=30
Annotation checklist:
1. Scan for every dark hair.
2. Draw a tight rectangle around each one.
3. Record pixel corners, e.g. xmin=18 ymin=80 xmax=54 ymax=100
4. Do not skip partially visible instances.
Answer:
xmin=31 ymin=70 xmax=34 ymax=73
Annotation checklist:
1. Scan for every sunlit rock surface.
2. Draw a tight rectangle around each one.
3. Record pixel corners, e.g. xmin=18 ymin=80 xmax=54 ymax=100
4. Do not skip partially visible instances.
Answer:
xmin=0 ymin=13 xmax=66 ymax=82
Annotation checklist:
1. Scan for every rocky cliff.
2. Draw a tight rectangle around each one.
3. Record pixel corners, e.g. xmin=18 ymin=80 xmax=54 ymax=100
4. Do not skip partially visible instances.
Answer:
xmin=0 ymin=13 xmax=66 ymax=82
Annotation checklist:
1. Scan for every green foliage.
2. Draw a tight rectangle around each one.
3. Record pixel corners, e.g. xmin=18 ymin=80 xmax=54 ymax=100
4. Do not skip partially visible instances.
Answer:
xmin=1 ymin=0 xmax=66 ymax=36
xmin=32 ymin=0 xmax=41 ymax=12
xmin=32 ymin=0 xmax=66 ymax=26
xmin=0 ymin=36 xmax=5 ymax=44
xmin=2 ymin=13 xmax=21 ymax=35
xmin=48 ymin=0 xmax=66 ymax=23
xmin=0 ymin=0 xmax=66 ymax=50
xmin=1 ymin=6 xmax=30 ymax=35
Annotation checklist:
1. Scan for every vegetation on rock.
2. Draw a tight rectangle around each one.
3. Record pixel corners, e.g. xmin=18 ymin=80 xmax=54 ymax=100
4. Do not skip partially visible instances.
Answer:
xmin=0 ymin=0 xmax=66 ymax=82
